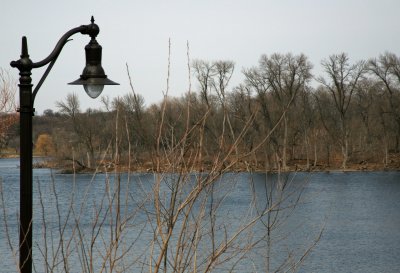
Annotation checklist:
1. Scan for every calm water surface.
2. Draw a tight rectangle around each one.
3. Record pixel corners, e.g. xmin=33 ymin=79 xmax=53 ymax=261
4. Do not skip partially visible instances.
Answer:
xmin=0 ymin=157 xmax=399 ymax=272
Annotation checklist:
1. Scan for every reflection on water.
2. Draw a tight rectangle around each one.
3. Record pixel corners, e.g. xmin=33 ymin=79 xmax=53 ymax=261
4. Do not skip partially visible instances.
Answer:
xmin=0 ymin=158 xmax=399 ymax=272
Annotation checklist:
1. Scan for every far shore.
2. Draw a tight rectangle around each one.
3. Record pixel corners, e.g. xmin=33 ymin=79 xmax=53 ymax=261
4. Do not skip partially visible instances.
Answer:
xmin=2 ymin=153 xmax=399 ymax=174
xmin=1 ymin=157 xmax=396 ymax=174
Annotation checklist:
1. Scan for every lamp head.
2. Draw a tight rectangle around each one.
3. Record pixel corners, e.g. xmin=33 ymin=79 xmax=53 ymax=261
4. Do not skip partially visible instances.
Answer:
xmin=69 ymin=35 xmax=118 ymax=98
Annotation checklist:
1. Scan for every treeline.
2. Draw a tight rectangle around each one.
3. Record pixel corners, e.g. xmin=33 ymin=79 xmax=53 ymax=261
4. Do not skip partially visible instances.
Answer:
xmin=3 ymin=52 xmax=400 ymax=171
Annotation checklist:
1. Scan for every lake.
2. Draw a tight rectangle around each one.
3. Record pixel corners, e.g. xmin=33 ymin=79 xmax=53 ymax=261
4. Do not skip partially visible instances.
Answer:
xmin=1 ymin=157 xmax=400 ymax=272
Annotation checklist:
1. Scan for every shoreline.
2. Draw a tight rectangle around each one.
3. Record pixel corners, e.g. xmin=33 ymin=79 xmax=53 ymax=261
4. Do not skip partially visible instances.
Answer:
xmin=35 ymin=160 xmax=400 ymax=174
xmin=2 ymin=154 xmax=399 ymax=173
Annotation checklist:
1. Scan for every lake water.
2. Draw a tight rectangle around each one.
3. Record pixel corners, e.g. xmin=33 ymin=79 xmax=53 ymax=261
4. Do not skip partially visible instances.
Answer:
xmin=0 ymin=157 xmax=399 ymax=272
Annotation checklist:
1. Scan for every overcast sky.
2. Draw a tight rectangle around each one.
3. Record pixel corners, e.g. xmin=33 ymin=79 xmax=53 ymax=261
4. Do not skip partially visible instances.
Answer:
xmin=1 ymin=0 xmax=399 ymax=114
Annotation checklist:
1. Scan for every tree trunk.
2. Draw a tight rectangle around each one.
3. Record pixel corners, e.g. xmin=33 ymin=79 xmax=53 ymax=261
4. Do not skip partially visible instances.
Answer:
xmin=313 ymin=131 xmax=318 ymax=167
xmin=282 ymin=115 xmax=288 ymax=170
xmin=305 ymin=129 xmax=310 ymax=170
xmin=341 ymin=128 xmax=349 ymax=169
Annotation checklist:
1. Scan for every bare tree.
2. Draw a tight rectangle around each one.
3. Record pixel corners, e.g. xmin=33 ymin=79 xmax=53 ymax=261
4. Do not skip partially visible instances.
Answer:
xmin=56 ymin=93 xmax=103 ymax=169
xmin=244 ymin=53 xmax=312 ymax=170
xmin=317 ymin=53 xmax=366 ymax=169
xmin=369 ymin=52 xmax=400 ymax=152
xmin=192 ymin=60 xmax=216 ymax=108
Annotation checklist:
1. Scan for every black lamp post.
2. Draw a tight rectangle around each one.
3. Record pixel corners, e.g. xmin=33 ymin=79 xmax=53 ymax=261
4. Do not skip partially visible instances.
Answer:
xmin=10 ymin=17 xmax=118 ymax=273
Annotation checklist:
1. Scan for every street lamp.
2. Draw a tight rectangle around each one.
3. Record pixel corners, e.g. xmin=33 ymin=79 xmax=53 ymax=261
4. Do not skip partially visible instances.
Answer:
xmin=10 ymin=17 xmax=118 ymax=273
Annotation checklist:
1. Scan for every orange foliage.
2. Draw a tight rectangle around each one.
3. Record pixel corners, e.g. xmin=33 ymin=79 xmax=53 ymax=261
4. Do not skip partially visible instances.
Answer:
xmin=35 ymin=134 xmax=55 ymax=156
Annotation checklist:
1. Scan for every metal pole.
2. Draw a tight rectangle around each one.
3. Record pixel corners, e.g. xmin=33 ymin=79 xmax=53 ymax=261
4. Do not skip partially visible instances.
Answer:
xmin=17 ymin=36 xmax=34 ymax=273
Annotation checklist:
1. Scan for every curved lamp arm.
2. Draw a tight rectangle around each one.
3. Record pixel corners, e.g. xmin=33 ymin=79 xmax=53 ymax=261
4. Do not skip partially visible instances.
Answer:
xmin=31 ymin=38 xmax=73 ymax=101
xmin=32 ymin=26 xmax=89 ymax=69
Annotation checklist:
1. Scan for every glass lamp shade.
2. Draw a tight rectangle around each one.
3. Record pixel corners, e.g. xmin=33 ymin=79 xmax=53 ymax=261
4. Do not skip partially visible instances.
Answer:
xmin=84 ymin=84 xmax=104 ymax=98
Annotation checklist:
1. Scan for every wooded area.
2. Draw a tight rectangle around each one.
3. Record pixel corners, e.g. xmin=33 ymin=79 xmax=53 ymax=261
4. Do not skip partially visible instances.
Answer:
xmin=1 ymin=52 xmax=400 ymax=171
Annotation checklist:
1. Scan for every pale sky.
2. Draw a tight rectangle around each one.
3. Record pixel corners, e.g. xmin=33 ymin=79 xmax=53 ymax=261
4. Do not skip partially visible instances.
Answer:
xmin=1 ymin=0 xmax=399 ymax=114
